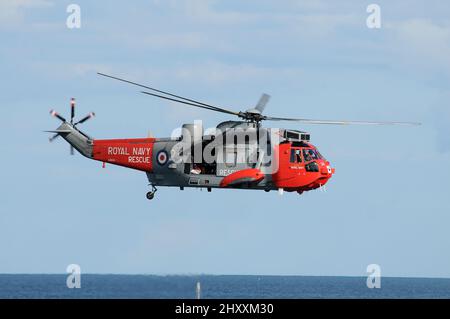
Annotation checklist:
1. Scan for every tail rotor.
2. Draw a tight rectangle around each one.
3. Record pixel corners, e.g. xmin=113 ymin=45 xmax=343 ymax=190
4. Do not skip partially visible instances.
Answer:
xmin=48 ymin=98 xmax=96 ymax=155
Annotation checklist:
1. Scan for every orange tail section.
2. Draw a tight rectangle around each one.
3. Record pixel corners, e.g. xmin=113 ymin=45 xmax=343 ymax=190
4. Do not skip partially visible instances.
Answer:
xmin=92 ymin=138 xmax=156 ymax=172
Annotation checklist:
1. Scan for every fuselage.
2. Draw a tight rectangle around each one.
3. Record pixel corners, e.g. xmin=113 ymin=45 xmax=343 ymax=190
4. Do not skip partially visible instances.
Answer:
xmin=56 ymin=121 xmax=334 ymax=194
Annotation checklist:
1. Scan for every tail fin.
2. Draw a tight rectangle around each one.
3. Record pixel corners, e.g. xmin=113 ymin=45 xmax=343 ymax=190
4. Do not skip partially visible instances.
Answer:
xmin=50 ymin=122 xmax=93 ymax=158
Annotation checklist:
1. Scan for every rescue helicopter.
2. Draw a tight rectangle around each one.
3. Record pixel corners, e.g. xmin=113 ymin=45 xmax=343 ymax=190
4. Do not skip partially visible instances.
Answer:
xmin=47 ymin=73 xmax=420 ymax=200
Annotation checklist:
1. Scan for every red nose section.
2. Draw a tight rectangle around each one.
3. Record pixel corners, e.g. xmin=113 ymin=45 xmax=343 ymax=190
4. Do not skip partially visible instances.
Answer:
xmin=92 ymin=138 xmax=155 ymax=172
xmin=307 ymin=161 xmax=334 ymax=190
xmin=272 ymin=142 xmax=335 ymax=192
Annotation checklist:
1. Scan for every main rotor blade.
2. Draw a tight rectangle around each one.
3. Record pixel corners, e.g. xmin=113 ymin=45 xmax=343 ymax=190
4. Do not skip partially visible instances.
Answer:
xmin=255 ymin=93 xmax=270 ymax=113
xmin=98 ymin=72 xmax=239 ymax=115
xmin=264 ymin=116 xmax=421 ymax=126
xmin=140 ymin=91 xmax=240 ymax=116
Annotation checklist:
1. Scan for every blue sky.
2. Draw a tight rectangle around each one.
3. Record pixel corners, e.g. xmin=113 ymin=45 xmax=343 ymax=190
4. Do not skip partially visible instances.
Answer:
xmin=0 ymin=0 xmax=449 ymax=277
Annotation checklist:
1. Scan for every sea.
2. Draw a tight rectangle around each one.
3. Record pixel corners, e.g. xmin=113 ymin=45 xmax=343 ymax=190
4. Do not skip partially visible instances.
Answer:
xmin=0 ymin=275 xmax=449 ymax=299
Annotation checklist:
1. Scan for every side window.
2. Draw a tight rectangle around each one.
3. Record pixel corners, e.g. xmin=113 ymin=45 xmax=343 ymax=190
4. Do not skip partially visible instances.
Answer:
xmin=303 ymin=149 xmax=311 ymax=162
xmin=295 ymin=149 xmax=302 ymax=163
xmin=290 ymin=149 xmax=296 ymax=163
xmin=290 ymin=149 xmax=302 ymax=163
xmin=303 ymin=149 xmax=318 ymax=162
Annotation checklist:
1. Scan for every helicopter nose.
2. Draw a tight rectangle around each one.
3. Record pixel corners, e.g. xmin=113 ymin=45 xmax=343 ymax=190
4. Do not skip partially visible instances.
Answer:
xmin=319 ymin=161 xmax=334 ymax=176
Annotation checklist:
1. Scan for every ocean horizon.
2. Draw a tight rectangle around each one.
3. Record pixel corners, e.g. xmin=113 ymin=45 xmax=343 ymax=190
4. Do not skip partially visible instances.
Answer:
xmin=1 ymin=274 xmax=449 ymax=299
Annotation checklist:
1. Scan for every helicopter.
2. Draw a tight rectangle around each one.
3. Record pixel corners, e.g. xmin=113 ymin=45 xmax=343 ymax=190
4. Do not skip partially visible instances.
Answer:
xmin=47 ymin=72 xmax=420 ymax=200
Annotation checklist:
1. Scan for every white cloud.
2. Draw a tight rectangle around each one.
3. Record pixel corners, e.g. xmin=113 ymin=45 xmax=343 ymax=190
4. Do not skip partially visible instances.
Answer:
xmin=283 ymin=12 xmax=360 ymax=38
xmin=0 ymin=0 xmax=52 ymax=28
xmin=171 ymin=61 xmax=297 ymax=84
xmin=138 ymin=32 xmax=234 ymax=51
xmin=169 ymin=0 xmax=261 ymax=25
xmin=69 ymin=61 xmax=298 ymax=86
xmin=432 ymin=91 xmax=450 ymax=153
xmin=30 ymin=62 xmax=112 ymax=79
xmin=387 ymin=19 xmax=450 ymax=73
xmin=148 ymin=0 xmax=358 ymax=33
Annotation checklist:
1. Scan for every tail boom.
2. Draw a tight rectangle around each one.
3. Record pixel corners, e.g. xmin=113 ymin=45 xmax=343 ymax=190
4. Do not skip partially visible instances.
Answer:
xmin=54 ymin=123 xmax=155 ymax=172
xmin=92 ymin=138 xmax=155 ymax=172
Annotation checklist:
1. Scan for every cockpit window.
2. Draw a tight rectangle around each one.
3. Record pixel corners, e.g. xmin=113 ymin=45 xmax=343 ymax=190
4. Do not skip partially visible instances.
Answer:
xmin=290 ymin=149 xmax=302 ymax=163
xmin=316 ymin=150 xmax=325 ymax=160
xmin=303 ymin=149 xmax=319 ymax=162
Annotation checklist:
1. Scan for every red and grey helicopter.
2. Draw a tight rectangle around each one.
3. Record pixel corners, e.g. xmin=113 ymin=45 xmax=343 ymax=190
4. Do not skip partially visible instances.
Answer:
xmin=47 ymin=73 xmax=420 ymax=200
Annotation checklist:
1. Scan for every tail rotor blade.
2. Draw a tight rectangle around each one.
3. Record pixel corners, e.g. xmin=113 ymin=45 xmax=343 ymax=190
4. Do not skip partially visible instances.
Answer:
xmin=50 ymin=109 xmax=66 ymax=122
xmin=70 ymin=145 xmax=74 ymax=155
xmin=70 ymin=98 xmax=75 ymax=124
xmin=74 ymin=112 xmax=95 ymax=125
xmin=49 ymin=133 xmax=59 ymax=142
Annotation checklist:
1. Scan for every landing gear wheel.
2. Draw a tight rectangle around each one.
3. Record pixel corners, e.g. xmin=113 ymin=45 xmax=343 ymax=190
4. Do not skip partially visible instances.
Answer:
xmin=146 ymin=184 xmax=157 ymax=200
